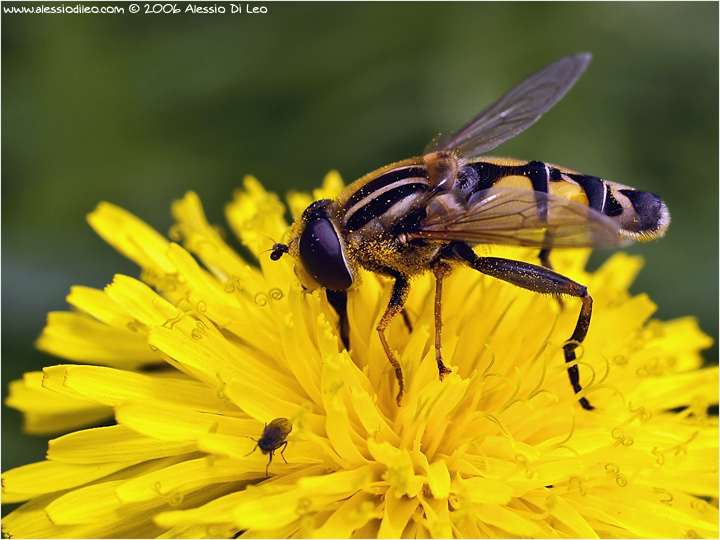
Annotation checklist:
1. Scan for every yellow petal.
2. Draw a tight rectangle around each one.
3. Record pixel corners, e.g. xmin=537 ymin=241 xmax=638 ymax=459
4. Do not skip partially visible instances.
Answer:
xmin=225 ymin=175 xmax=289 ymax=257
xmin=6 ymin=371 xmax=113 ymax=435
xmin=45 ymin=480 xmax=125 ymax=525
xmin=1 ymin=460 xmax=133 ymax=502
xmin=87 ymin=201 xmax=174 ymax=273
xmin=35 ymin=311 xmax=155 ymax=367
xmin=115 ymin=456 xmax=252 ymax=504
xmin=455 ymin=474 xmax=514 ymax=505
xmin=115 ymin=400 xmax=252 ymax=441
xmin=42 ymin=365 xmax=225 ymax=412
xmin=47 ymin=425 xmax=197 ymax=464
xmin=377 ymin=486 xmax=420 ymax=538
xmin=472 ymin=501 xmax=549 ymax=536
xmin=427 ymin=459 xmax=451 ymax=500
xmin=66 ymin=285 xmax=137 ymax=328
xmin=171 ymin=191 xmax=247 ymax=280
xmin=310 ymin=490 xmax=380 ymax=538
xmin=104 ymin=274 xmax=179 ymax=327
xmin=231 ymin=469 xmax=364 ymax=530
xmin=367 ymin=439 xmax=424 ymax=498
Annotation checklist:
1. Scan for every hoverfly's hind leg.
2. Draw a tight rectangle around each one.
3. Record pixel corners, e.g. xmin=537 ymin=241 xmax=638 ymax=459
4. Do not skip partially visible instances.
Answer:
xmin=432 ymin=263 xmax=453 ymax=381
xmin=452 ymin=242 xmax=594 ymax=410
xmin=326 ymin=289 xmax=350 ymax=350
xmin=377 ymin=272 xmax=411 ymax=406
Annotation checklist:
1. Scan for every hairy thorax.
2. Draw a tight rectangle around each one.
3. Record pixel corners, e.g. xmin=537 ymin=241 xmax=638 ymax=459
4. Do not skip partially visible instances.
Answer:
xmin=345 ymin=231 xmax=444 ymax=279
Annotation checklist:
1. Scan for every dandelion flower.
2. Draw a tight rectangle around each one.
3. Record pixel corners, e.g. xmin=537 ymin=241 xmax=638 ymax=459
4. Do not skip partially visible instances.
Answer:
xmin=3 ymin=173 xmax=718 ymax=539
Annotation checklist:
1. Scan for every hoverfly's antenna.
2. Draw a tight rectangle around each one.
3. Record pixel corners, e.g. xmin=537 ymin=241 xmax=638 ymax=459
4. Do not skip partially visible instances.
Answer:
xmin=270 ymin=243 xmax=289 ymax=261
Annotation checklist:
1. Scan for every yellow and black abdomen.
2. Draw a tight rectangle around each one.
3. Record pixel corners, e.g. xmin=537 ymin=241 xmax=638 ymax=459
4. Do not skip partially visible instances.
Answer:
xmin=546 ymin=162 xmax=670 ymax=241
xmin=467 ymin=157 xmax=669 ymax=241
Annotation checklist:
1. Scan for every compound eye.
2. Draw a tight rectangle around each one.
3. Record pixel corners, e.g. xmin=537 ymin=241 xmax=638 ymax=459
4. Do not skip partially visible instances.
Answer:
xmin=298 ymin=216 xmax=353 ymax=291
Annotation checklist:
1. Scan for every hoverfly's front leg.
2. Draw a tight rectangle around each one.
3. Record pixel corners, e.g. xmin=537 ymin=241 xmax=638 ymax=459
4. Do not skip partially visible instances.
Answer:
xmin=326 ymin=289 xmax=350 ymax=350
xmin=452 ymin=243 xmax=594 ymax=410
xmin=377 ymin=272 xmax=411 ymax=406
xmin=432 ymin=262 xmax=453 ymax=381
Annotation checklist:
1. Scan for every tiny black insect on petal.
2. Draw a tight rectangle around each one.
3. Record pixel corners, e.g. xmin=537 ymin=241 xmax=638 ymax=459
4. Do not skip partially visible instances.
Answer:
xmin=245 ymin=418 xmax=293 ymax=477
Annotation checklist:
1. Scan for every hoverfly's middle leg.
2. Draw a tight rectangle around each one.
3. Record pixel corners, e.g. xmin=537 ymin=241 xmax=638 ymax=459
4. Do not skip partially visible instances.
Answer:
xmin=432 ymin=262 xmax=453 ymax=381
xmin=377 ymin=272 xmax=411 ymax=406
xmin=451 ymin=242 xmax=594 ymax=410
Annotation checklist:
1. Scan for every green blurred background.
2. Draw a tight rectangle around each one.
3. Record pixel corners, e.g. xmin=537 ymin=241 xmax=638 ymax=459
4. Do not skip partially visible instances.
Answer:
xmin=2 ymin=2 xmax=718 ymax=482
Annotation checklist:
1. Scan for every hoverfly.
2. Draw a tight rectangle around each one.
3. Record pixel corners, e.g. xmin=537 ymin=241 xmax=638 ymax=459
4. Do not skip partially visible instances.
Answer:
xmin=271 ymin=53 xmax=669 ymax=410
xmin=245 ymin=418 xmax=292 ymax=477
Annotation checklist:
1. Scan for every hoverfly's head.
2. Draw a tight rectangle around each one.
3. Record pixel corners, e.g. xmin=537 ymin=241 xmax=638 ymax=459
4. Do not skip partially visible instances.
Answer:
xmin=272 ymin=199 xmax=354 ymax=291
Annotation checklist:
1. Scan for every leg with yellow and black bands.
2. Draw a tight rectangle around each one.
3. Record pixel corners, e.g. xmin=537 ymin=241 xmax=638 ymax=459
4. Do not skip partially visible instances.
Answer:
xmin=451 ymin=242 xmax=595 ymax=410
xmin=377 ymin=271 xmax=411 ymax=406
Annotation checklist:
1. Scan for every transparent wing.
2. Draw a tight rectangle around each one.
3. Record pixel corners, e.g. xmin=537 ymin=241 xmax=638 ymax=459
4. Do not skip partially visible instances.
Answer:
xmin=425 ymin=53 xmax=592 ymax=159
xmin=410 ymin=187 xmax=631 ymax=249
xmin=268 ymin=418 xmax=293 ymax=435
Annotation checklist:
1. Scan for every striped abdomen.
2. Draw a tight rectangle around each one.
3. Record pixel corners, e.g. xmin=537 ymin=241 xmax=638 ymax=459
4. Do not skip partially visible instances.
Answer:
xmin=462 ymin=157 xmax=669 ymax=240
